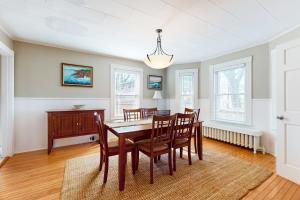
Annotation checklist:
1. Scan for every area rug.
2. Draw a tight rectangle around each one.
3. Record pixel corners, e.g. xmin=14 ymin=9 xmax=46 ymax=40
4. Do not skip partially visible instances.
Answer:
xmin=61 ymin=151 xmax=272 ymax=200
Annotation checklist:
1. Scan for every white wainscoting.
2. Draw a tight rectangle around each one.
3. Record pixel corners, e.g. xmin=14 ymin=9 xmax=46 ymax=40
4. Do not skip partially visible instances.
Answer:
xmin=165 ymin=98 xmax=275 ymax=155
xmin=14 ymin=97 xmax=167 ymax=154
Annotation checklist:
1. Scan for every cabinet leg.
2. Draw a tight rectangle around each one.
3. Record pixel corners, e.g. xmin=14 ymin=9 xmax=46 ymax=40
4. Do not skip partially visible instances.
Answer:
xmin=48 ymin=138 xmax=53 ymax=154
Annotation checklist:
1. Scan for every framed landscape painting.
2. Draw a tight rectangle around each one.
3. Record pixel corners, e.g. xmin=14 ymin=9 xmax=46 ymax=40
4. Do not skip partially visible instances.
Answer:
xmin=62 ymin=63 xmax=93 ymax=87
xmin=148 ymin=75 xmax=162 ymax=90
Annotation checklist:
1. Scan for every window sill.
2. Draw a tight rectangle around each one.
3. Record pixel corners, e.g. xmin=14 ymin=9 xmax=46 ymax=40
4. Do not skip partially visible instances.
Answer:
xmin=203 ymin=121 xmax=262 ymax=136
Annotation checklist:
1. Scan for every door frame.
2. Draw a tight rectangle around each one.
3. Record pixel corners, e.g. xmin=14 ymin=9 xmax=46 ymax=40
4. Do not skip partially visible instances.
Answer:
xmin=175 ymin=68 xmax=199 ymax=113
xmin=0 ymin=41 xmax=14 ymax=157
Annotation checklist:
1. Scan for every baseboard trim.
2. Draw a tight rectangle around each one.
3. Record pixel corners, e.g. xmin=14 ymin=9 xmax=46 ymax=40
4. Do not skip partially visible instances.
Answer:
xmin=0 ymin=157 xmax=9 ymax=168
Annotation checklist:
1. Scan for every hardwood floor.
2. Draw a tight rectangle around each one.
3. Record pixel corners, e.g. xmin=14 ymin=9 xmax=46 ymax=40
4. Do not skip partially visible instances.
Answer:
xmin=0 ymin=138 xmax=299 ymax=200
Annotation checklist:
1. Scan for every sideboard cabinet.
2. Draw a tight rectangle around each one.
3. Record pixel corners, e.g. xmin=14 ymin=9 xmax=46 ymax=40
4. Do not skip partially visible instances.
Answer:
xmin=47 ymin=109 xmax=104 ymax=154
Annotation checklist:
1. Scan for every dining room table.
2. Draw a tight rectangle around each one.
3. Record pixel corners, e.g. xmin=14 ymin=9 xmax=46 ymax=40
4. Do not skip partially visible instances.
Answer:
xmin=104 ymin=118 xmax=203 ymax=191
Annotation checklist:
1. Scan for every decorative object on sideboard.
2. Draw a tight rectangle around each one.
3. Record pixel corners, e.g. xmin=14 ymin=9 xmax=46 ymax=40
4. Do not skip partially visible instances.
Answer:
xmin=62 ymin=63 xmax=93 ymax=87
xmin=144 ymin=29 xmax=174 ymax=69
xmin=148 ymin=75 xmax=162 ymax=90
xmin=73 ymin=104 xmax=85 ymax=110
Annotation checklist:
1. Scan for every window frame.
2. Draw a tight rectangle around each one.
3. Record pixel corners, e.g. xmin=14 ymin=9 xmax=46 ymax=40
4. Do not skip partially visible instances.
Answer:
xmin=175 ymin=68 xmax=199 ymax=113
xmin=210 ymin=56 xmax=252 ymax=126
xmin=111 ymin=64 xmax=143 ymax=119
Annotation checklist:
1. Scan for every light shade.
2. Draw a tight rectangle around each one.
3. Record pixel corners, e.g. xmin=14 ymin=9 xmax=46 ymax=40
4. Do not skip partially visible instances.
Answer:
xmin=144 ymin=55 xmax=173 ymax=69
xmin=153 ymin=91 xmax=162 ymax=99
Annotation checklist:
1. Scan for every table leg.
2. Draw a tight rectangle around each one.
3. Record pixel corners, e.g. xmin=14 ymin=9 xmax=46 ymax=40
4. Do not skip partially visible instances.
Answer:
xmin=118 ymin=135 xmax=126 ymax=191
xmin=197 ymin=123 xmax=203 ymax=160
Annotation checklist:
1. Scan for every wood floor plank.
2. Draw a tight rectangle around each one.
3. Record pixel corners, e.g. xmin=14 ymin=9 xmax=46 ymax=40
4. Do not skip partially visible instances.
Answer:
xmin=0 ymin=138 xmax=299 ymax=200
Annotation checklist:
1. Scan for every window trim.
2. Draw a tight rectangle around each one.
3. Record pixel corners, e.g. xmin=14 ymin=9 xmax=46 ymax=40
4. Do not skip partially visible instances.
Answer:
xmin=175 ymin=68 xmax=199 ymax=113
xmin=110 ymin=64 xmax=143 ymax=119
xmin=210 ymin=56 xmax=252 ymax=126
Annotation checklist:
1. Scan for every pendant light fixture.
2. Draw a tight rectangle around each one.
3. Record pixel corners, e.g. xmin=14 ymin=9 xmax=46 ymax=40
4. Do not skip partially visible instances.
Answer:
xmin=144 ymin=29 xmax=174 ymax=69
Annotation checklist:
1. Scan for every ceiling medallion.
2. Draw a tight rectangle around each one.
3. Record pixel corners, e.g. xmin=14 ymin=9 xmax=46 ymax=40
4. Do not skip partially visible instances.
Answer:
xmin=144 ymin=29 xmax=174 ymax=69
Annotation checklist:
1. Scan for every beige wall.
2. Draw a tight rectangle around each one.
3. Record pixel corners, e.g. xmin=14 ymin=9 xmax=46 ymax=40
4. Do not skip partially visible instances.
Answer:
xmin=14 ymin=41 xmax=165 ymax=98
xmin=0 ymin=28 xmax=13 ymax=50
xmin=166 ymin=43 xmax=270 ymax=99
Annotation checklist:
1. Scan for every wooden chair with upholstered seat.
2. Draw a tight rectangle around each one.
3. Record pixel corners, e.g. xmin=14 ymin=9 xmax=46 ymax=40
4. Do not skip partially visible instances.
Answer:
xmin=172 ymin=113 xmax=195 ymax=171
xmin=123 ymin=108 xmax=142 ymax=121
xmin=94 ymin=112 xmax=136 ymax=184
xmin=141 ymin=107 xmax=158 ymax=119
xmin=184 ymin=108 xmax=200 ymax=154
xmin=136 ymin=114 xmax=176 ymax=184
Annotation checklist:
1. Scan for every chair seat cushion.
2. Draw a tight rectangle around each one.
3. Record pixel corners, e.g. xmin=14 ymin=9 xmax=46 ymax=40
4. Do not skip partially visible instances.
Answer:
xmin=173 ymin=138 xmax=189 ymax=146
xmin=138 ymin=142 xmax=169 ymax=153
xmin=107 ymin=139 xmax=134 ymax=154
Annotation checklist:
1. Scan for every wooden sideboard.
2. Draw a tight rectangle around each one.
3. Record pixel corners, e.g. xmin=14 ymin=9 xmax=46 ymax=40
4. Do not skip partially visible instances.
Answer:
xmin=47 ymin=109 xmax=104 ymax=154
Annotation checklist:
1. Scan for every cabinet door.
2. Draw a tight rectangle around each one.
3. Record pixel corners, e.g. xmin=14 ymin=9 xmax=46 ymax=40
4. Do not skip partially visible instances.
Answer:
xmin=54 ymin=112 xmax=78 ymax=138
xmin=78 ymin=111 xmax=98 ymax=135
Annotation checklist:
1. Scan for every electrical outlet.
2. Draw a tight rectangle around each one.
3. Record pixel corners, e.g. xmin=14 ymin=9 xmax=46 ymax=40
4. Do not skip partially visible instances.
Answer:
xmin=89 ymin=136 xmax=95 ymax=141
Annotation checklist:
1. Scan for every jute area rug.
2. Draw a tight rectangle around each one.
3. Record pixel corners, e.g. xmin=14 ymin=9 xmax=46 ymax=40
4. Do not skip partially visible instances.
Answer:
xmin=61 ymin=150 xmax=272 ymax=200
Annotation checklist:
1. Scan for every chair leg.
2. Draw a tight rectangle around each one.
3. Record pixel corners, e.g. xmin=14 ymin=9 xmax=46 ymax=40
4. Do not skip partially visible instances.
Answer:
xmin=188 ymin=145 xmax=192 ymax=165
xmin=103 ymin=156 xmax=109 ymax=184
xmin=136 ymin=149 xmax=139 ymax=170
xmin=168 ymin=151 xmax=173 ymax=175
xmin=99 ymin=150 xmax=103 ymax=171
xmin=194 ymin=135 xmax=197 ymax=153
xmin=173 ymin=148 xmax=176 ymax=171
xmin=154 ymin=156 xmax=157 ymax=163
xmin=150 ymin=157 xmax=154 ymax=184
xmin=180 ymin=147 xmax=183 ymax=158
xmin=158 ymin=155 xmax=161 ymax=160
xmin=131 ymin=150 xmax=136 ymax=175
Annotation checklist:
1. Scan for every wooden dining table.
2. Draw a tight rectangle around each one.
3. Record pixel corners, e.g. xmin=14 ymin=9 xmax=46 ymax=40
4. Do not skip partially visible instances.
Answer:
xmin=104 ymin=119 xmax=203 ymax=191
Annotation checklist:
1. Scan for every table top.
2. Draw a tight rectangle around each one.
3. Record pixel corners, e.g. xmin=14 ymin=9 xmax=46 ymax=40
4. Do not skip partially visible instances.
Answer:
xmin=105 ymin=119 xmax=203 ymax=135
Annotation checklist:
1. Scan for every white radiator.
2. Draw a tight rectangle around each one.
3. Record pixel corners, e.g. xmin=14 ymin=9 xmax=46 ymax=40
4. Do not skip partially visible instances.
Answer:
xmin=202 ymin=124 xmax=265 ymax=154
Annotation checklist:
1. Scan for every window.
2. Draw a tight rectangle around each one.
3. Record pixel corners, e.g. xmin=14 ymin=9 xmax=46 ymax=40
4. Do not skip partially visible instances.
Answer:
xmin=211 ymin=57 xmax=252 ymax=125
xmin=111 ymin=65 xmax=143 ymax=119
xmin=175 ymin=69 xmax=198 ymax=112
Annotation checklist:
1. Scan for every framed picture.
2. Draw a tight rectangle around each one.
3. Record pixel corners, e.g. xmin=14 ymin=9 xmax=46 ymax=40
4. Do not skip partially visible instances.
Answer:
xmin=62 ymin=63 xmax=93 ymax=87
xmin=148 ymin=75 xmax=162 ymax=90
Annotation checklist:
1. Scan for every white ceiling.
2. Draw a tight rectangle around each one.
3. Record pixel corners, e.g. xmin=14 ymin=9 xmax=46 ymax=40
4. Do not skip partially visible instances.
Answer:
xmin=0 ymin=0 xmax=300 ymax=63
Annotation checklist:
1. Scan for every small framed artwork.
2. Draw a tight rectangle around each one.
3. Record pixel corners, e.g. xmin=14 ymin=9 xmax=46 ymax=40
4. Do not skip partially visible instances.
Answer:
xmin=148 ymin=75 xmax=163 ymax=90
xmin=62 ymin=63 xmax=93 ymax=87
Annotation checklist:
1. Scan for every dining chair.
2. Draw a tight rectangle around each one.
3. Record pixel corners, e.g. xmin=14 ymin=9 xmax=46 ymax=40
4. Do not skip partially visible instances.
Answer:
xmin=141 ymin=107 xmax=158 ymax=119
xmin=123 ymin=108 xmax=142 ymax=121
xmin=136 ymin=114 xmax=176 ymax=184
xmin=156 ymin=109 xmax=171 ymax=116
xmin=172 ymin=113 xmax=195 ymax=171
xmin=184 ymin=108 xmax=200 ymax=154
xmin=94 ymin=112 xmax=136 ymax=184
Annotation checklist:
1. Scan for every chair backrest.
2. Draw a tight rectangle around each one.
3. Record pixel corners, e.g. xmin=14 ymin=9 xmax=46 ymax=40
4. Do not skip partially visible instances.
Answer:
xmin=94 ymin=112 xmax=108 ymax=152
xmin=156 ymin=109 xmax=171 ymax=116
xmin=141 ymin=108 xmax=158 ymax=119
xmin=174 ymin=113 xmax=195 ymax=141
xmin=184 ymin=108 xmax=200 ymax=120
xmin=150 ymin=114 xmax=176 ymax=151
xmin=123 ymin=108 xmax=142 ymax=121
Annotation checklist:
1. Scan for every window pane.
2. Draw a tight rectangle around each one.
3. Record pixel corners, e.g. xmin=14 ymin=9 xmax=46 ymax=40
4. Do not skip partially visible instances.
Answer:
xmin=115 ymin=95 xmax=139 ymax=117
xmin=114 ymin=69 xmax=141 ymax=118
xmin=216 ymin=94 xmax=245 ymax=122
xmin=181 ymin=75 xmax=193 ymax=95
xmin=215 ymin=65 xmax=246 ymax=123
xmin=115 ymin=71 xmax=139 ymax=95
xmin=217 ymin=65 xmax=245 ymax=95
xmin=181 ymin=95 xmax=193 ymax=110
